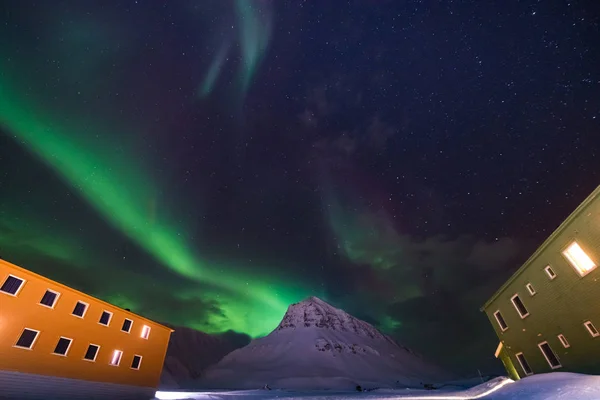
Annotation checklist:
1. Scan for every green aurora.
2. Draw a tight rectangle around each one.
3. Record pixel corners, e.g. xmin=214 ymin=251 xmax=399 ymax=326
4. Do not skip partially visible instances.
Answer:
xmin=0 ymin=63 xmax=307 ymax=338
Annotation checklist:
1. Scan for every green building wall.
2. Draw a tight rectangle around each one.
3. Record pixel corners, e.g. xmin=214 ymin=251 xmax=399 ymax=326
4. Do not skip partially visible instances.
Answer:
xmin=482 ymin=185 xmax=600 ymax=378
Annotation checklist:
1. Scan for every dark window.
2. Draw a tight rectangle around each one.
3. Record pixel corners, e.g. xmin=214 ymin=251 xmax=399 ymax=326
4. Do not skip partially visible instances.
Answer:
xmin=72 ymin=301 xmax=87 ymax=317
xmin=99 ymin=311 xmax=112 ymax=326
xmin=494 ymin=311 xmax=508 ymax=330
xmin=585 ymin=321 xmax=599 ymax=337
xmin=40 ymin=290 xmax=58 ymax=308
xmin=516 ymin=353 xmax=533 ymax=375
xmin=53 ymin=337 xmax=72 ymax=355
xmin=1 ymin=275 xmax=24 ymax=295
xmin=121 ymin=319 xmax=132 ymax=333
xmin=131 ymin=355 xmax=142 ymax=370
xmin=512 ymin=295 xmax=529 ymax=317
xmin=545 ymin=266 xmax=556 ymax=279
xmin=84 ymin=344 xmax=99 ymax=361
xmin=15 ymin=328 xmax=39 ymax=349
xmin=539 ymin=342 xmax=561 ymax=368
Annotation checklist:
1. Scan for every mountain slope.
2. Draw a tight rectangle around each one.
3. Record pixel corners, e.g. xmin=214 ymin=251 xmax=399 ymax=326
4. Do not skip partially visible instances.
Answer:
xmin=200 ymin=296 xmax=449 ymax=390
xmin=160 ymin=325 xmax=250 ymax=389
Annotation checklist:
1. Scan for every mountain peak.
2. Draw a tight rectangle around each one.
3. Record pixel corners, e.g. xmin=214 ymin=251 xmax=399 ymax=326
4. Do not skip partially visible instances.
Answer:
xmin=273 ymin=296 xmax=386 ymax=340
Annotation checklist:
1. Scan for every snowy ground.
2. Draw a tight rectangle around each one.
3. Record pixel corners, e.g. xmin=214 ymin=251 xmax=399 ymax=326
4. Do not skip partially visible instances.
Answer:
xmin=154 ymin=373 xmax=600 ymax=400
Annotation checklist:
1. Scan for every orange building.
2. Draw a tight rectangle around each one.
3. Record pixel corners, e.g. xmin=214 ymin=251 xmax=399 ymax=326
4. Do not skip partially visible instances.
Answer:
xmin=0 ymin=258 xmax=174 ymax=399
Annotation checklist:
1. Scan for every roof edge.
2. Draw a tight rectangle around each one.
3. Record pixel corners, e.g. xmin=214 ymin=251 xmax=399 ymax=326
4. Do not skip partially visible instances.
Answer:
xmin=480 ymin=184 xmax=600 ymax=312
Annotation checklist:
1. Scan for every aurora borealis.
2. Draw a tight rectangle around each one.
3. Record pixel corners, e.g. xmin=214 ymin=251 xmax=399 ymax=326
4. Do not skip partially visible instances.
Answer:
xmin=1 ymin=1 xmax=599 ymax=374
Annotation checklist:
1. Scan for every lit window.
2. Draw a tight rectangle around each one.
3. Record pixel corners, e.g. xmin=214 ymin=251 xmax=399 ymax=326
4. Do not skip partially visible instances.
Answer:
xmin=563 ymin=241 xmax=596 ymax=276
xmin=72 ymin=301 xmax=89 ymax=318
xmin=15 ymin=328 xmax=40 ymax=349
xmin=40 ymin=289 xmax=60 ymax=308
xmin=494 ymin=310 xmax=508 ymax=331
xmin=0 ymin=275 xmax=25 ymax=295
xmin=544 ymin=265 xmax=557 ymax=280
xmin=141 ymin=325 xmax=151 ymax=340
xmin=511 ymin=294 xmax=529 ymax=318
xmin=558 ymin=334 xmax=570 ymax=348
xmin=84 ymin=344 xmax=100 ymax=361
xmin=538 ymin=341 xmax=561 ymax=369
xmin=121 ymin=319 xmax=133 ymax=333
xmin=110 ymin=350 xmax=123 ymax=366
xmin=131 ymin=355 xmax=142 ymax=370
xmin=526 ymin=283 xmax=536 ymax=296
xmin=99 ymin=311 xmax=113 ymax=326
xmin=53 ymin=337 xmax=73 ymax=356
xmin=584 ymin=321 xmax=599 ymax=338
xmin=515 ymin=352 xmax=533 ymax=376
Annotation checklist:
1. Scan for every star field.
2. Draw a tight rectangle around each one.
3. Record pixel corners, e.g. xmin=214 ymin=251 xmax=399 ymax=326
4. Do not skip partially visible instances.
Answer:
xmin=0 ymin=0 xmax=599 ymax=374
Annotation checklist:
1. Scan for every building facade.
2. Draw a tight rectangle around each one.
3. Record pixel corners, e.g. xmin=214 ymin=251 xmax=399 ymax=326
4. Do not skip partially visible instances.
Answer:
xmin=482 ymin=185 xmax=600 ymax=380
xmin=0 ymin=258 xmax=174 ymax=399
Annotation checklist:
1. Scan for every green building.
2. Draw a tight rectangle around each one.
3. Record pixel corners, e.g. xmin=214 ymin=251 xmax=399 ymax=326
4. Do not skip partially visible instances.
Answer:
xmin=482 ymin=185 xmax=600 ymax=380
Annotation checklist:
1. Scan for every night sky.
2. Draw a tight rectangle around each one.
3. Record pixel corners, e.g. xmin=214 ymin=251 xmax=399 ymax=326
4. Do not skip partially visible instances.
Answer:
xmin=1 ymin=1 xmax=599 ymax=375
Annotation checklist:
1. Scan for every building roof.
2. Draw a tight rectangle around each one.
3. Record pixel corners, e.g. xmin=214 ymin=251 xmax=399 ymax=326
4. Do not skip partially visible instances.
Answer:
xmin=0 ymin=258 xmax=175 ymax=333
xmin=480 ymin=184 xmax=600 ymax=312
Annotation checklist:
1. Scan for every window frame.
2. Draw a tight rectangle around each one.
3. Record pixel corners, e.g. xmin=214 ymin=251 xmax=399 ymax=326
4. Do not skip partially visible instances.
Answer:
xmin=511 ymin=293 xmax=530 ymax=319
xmin=515 ymin=352 xmax=533 ymax=376
xmin=493 ymin=310 xmax=508 ymax=332
xmin=562 ymin=241 xmax=597 ymax=277
xmin=131 ymin=355 xmax=143 ymax=370
xmin=0 ymin=274 xmax=26 ymax=296
xmin=52 ymin=336 xmax=73 ymax=356
xmin=99 ymin=310 xmax=113 ymax=327
xmin=141 ymin=325 xmax=151 ymax=340
xmin=109 ymin=350 xmax=123 ymax=366
xmin=121 ymin=318 xmax=133 ymax=333
xmin=14 ymin=328 xmax=40 ymax=350
xmin=71 ymin=300 xmax=89 ymax=318
xmin=39 ymin=289 xmax=61 ymax=309
xmin=538 ymin=341 xmax=562 ymax=369
xmin=584 ymin=321 xmax=600 ymax=338
xmin=525 ymin=283 xmax=536 ymax=296
xmin=557 ymin=334 xmax=570 ymax=348
xmin=544 ymin=265 xmax=557 ymax=280
xmin=83 ymin=344 xmax=101 ymax=362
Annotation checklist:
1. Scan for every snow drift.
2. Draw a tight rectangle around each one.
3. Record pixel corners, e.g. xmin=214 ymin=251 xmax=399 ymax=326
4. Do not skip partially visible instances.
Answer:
xmin=199 ymin=296 xmax=449 ymax=390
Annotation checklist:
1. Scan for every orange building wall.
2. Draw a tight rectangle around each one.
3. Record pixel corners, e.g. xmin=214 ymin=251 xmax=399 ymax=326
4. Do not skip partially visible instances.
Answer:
xmin=0 ymin=259 xmax=173 ymax=388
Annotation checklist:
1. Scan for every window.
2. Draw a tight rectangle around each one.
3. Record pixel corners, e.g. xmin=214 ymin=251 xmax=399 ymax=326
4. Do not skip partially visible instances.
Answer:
xmin=15 ymin=328 xmax=40 ymax=349
xmin=110 ymin=350 xmax=123 ymax=366
xmin=558 ymin=334 xmax=570 ymax=348
xmin=121 ymin=318 xmax=133 ymax=333
xmin=544 ymin=265 xmax=557 ymax=280
xmin=0 ymin=275 xmax=25 ymax=295
xmin=53 ymin=337 xmax=73 ymax=356
xmin=538 ymin=341 xmax=561 ymax=369
xmin=525 ymin=283 xmax=536 ymax=296
xmin=39 ymin=289 xmax=60 ymax=308
xmin=584 ymin=321 xmax=599 ymax=338
xmin=131 ymin=355 xmax=142 ymax=370
xmin=141 ymin=325 xmax=151 ymax=339
xmin=84 ymin=344 xmax=100 ymax=361
xmin=515 ymin=352 xmax=533 ymax=376
xmin=99 ymin=311 xmax=113 ymax=326
xmin=563 ymin=241 xmax=597 ymax=277
xmin=511 ymin=294 xmax=529 ymax=318
xmin=493 ymin=310 xmax=508 ymax=331
xmin=72 ymin=301 xmax=89 ymax=318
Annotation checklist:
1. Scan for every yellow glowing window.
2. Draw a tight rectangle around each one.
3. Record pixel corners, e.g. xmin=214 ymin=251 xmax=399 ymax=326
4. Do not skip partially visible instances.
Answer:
xmin=141 ymin=325 xmax=151 ymax=340
xmin=563 ymin=242 xmax=596 ymax=276
xmin=110 ymin=350 xmax=123 ymax=366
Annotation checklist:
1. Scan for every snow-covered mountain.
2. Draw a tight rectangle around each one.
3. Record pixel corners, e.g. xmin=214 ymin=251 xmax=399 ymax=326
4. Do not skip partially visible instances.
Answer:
xmin=199 ymin=296 xmax=449 ymax=390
